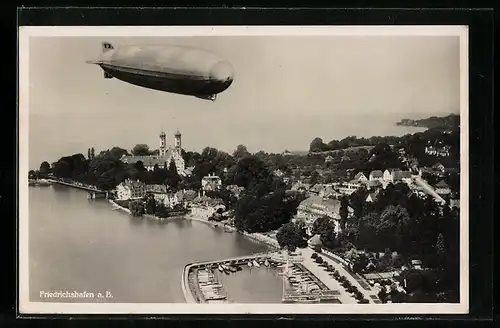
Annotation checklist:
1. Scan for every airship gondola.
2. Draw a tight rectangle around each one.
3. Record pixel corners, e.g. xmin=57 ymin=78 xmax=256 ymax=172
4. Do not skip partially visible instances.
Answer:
xmin=86 ymin=42 xmax=234 ymax=101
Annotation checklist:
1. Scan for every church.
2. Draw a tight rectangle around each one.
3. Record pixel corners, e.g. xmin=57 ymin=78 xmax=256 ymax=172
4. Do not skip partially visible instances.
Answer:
xmin=120 ymin=130 xmax=187 ymax=176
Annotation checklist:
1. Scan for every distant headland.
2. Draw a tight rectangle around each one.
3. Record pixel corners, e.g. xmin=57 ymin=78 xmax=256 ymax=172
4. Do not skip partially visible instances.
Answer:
xmin=396 ymin=114 xmax=460 ymax=130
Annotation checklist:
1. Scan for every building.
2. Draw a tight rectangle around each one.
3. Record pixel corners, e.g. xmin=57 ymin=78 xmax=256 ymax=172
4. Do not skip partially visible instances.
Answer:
xmin=354 ymin=172 xmax=368 ymax=182
xmin=291 ymin=181 xmax=312 ymax=192
xmin=273 ymin=169 xmax=285 ymax=177
xmin=190 ymin=195 xmax=226 ymax=219
xmin=296 ymin=195 xmax=354 ymax=234
xmin=425 ymin=145 xmax=451 ymax=157
xmin=226 ymin=184 xmax=245 ymax=198
xmin=363 ymin=179 xmax=383 ymax=190
xmin=115 ymin=179 xmax=146 ymax=200
xmin=333 ymin=180 xmax=361 ymax=195
xmin=369 ymin=170 xmax=384 ymax=181
xmin=324 ymin=155 xmax=334 ymax=163
xmin=392 ymin=170 xmax=413 ymax=184
xmin=383 ymin=169 xmax=396 ymax=182
xmin=435 ymin=180 xmax=451 ymax=196
xmin=309 ymin=184 xmax=325 ymax=195
xmin=121 ymin=130 xmax=186 ymax=175
xmin=433 ymin=163 xmax=446 ymax=173
xmin=365 ymin=191 xmax=380 ymax=203
xmin=145 ymin=184 xmax=168 ymax=202
xmin=449 ymin=192 xmax=460 ymax=208
xmin=201 ymin=173 xmax=222 ymax=192
xmin=318 ymin=185 xmax=340 ymax=199
xmin=164 ymin=189 xmax=193 ymax=208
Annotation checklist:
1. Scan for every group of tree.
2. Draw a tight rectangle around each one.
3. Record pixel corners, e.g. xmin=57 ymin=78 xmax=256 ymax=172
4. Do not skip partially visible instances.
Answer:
xmin=396 ymin=114 xmax=460 ymax=130
xmin=329 ymin=183 xmax=460 ymax=302
xmin=276 ymin=221 xmax=308 ymax=252
xmin=309 ymin=116 xmax=460 ymax=169
xmin=28 ymin=161 xmax=51 ymax=180
xmin=47 ymin=146 xmax=182 ymax=191
xmin=231 ymin=155 xmax=306 ymax=233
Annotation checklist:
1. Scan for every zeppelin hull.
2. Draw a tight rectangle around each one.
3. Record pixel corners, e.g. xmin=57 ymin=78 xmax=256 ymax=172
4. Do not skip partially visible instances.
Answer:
xmin=101 ymin=65 xmax=233 ymax=96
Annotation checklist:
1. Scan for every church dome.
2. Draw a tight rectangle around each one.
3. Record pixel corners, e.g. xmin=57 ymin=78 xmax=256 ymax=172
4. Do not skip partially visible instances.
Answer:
xmin=160 ymin=131 xmax=166 ymax=137
xmin=175 ymin=130 xmax=181 ymax=136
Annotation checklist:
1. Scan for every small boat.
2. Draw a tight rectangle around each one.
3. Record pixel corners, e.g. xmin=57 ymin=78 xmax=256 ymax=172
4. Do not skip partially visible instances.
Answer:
xmin=222 ymin=264 xmax=229 ymax=270
xmin=229 ymin=266 xmax=237 ymax=273
xmin=235 ymin=265 xmax=243 ymax=271
xmin=218 ymin=265 xmax=224 ymax=272
xmin=264 ymin=260 xmax=270 ymax=267
xmin=252 ymin=260 xmax=260 ymax=268
xmin=247 ymin=261 xmax=253 ymax=267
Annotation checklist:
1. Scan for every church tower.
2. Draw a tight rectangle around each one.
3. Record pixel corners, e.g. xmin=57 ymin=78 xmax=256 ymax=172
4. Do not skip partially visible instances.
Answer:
xmin=174 ymin=129 xmax=182 ymax=150
xmin=159 ymin=131 xmax=167 ymax=157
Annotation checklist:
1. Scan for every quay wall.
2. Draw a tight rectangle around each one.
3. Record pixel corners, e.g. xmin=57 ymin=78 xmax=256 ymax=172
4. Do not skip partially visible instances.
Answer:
xmin=181 ymin=253 xmax=272 ymax=303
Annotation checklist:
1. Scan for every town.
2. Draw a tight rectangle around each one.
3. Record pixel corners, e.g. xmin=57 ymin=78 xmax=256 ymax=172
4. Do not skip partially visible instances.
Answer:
xmin=28 ymin=114 xmax=461 ymax=304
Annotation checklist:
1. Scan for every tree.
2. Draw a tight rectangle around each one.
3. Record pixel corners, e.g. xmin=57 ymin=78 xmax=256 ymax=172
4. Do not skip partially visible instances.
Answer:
xmin=231 ymin=156 xmax=272 ymax=196
xmin=39 ymin=161 xmax=51 ymax=176
xmin=276 ymin=221 xmax=308 ymax=252
xmin=154 ymin=203 xmax=169 ymax=218
xmin=166 ymin=160 xmax=181 ymax=190
xmin=309 ymin=137 xmax=327 ymax=152
xmin=88 ymin=148 xmax=91 ymax=160
xmin=131 ymin=144 xmax=151 ymax=156
xmin=168 ymin=160 xmax=178 ymax=175
xmin=110 ymin=147 xmax=129 ymax=159
xmin=144 ymin=193 xmax=157 ymax=215
xmin=339 ymin=196 xmax=349 ymax=231
xmin=129 ymin=200 xmax=145 ymax=217
xmin=310 ymin=170 xmax=320 ymax=185
xmin=233 ymin=144 xmax=251 ymax=160
xmin=90 ymin=147 xmax=95 ymax=160
xmin=52 ymin=160 xmax=71 ymax=178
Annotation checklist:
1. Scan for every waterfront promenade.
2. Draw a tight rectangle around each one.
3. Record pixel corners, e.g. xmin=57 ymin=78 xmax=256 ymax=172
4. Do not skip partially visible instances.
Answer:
xmin=301 ymin=248 xmax=380 ymax=303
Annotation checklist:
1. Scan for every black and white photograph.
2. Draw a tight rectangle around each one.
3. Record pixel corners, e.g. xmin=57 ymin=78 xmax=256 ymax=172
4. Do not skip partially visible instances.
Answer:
xmin=18 ymin=26 xmax=468 ymax=314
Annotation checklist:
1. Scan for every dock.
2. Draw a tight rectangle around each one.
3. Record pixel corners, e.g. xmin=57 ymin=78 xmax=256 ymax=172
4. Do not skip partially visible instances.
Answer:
xmin=182 ymin=252 xmax=275 ymax=303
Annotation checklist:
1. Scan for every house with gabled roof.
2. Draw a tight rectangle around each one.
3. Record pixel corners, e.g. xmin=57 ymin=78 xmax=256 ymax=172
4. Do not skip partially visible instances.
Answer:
xmin=291 ymin=181 xmax=312 ymax=192
xmin=354 ymin=172 xmax=368 ymax=182
xmin=296 ymin=195 xmax=354 ymax=234
xmin=364 ymin=179 xmax=382 ymax=190
xmin=365 ymin=190 xmax=380 ymax=203
xmin=392 ymin=170 xmax=413 ymax=184
xmin=435 ymin=180 xmax=451 ymax=195
xmin=433 ymin=162 xmax=445 ymax=173
xmin=116 ymin=179 xmax=146 ymax=200
xmin=369 ymin=170 xmax=384 ymax=181
xmin=383 ymin=169 xmax=397 ymax=182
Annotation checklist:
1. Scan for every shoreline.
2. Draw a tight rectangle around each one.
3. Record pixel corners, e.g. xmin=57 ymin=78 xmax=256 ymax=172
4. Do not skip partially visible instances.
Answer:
xmin=108 ymin=199 xmax=280 ymax=250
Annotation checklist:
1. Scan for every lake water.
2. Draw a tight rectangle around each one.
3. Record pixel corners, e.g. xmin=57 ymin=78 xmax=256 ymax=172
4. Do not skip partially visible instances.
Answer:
xmin=28 ymin=185 xmax=282 ymax=303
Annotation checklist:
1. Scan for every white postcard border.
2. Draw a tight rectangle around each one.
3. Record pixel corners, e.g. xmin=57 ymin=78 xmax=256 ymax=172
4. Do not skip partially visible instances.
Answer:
xmin=18 ymin=25 xmax=469 ymax=315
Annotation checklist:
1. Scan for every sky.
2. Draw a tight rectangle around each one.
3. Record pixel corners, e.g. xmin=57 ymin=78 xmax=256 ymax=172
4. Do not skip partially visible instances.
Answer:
xmin=27 ymin=35 xmax=460 ymax=168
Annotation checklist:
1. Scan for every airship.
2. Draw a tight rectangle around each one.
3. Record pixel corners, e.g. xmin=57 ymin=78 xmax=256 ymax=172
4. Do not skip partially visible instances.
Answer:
xmin=86 ymin=42 xmax=234 ymax=101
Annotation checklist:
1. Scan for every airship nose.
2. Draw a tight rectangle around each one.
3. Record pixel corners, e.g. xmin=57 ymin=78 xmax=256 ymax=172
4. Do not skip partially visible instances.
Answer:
xmin=210 ymin=61 xmax=234 ymax=82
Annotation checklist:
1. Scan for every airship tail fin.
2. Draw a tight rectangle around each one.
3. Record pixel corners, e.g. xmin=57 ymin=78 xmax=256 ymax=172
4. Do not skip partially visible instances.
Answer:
xmin=104 ymin=71 xmax=114 ymax=79
xmin=102 ymin=42 xmax=114 ymax=53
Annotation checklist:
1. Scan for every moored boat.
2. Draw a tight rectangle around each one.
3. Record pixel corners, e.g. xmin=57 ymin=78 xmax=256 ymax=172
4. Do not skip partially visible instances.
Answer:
xmin=252 ymin=260 xmax=260 ymax=268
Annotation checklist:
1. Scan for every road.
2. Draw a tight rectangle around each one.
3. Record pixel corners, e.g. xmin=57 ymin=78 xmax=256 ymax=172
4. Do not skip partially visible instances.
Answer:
xmin=300 ymin=248 xmax=381 ymax=304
